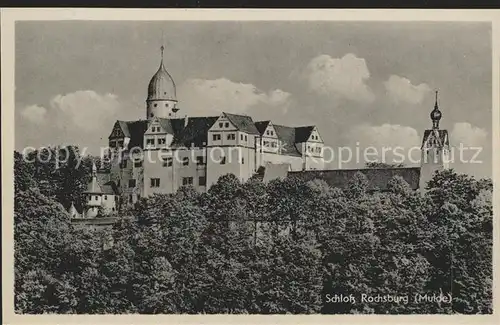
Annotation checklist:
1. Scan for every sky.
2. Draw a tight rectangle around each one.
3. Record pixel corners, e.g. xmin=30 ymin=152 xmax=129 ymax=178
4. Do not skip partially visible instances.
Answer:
xmin=15 ymin=21 xmax=492 ymax=179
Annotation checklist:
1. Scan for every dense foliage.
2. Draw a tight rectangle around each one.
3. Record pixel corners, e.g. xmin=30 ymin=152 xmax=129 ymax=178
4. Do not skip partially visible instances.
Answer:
xmin=14 ymin=149 xmax=493 ymax=314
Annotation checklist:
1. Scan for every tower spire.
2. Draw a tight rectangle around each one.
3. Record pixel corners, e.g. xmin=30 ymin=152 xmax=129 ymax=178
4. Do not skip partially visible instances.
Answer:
xmin=160 ymin=45 xmax=165 ymax=65
xmin=430 ymin=89 xmax=442 ymax=129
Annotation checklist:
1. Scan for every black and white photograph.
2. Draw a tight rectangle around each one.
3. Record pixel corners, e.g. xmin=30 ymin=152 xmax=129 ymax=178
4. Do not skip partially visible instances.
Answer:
xmin=2 ymin=10 xmax=497 ymax=320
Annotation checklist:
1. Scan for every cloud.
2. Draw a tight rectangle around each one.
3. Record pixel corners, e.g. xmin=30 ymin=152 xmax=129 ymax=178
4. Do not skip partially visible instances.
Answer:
xmin=50 ymin=90 xmax=120 ymax=132
xmin=17 ymin=90 xmax=122 ymax=155
xmin=305 ymin=53 xmax=375 ymax=103
xmin=21 ymin=104 xmax=47 ymax=123
xmin=384 ymin=75 xmax=431 ymax=105
xmin=346 ymin=123 xmax=421 ymax=166
xmin=178 ymin=78 xmax=291 ymax=116
xmin=451 ymin=122 xmax=488 ymax=147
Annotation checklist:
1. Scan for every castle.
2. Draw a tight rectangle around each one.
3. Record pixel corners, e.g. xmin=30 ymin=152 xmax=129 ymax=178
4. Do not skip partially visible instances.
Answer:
xmin=69 ymin=46 xmax=450 ymax=223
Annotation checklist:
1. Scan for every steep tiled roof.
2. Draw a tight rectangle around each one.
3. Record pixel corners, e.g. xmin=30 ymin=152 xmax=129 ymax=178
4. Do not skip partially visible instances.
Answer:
xmin=273 ymin=125 xmax=302 ymax=157
xmin=224 ymin=112 xmax=260 ymax=135
xmin=101 ymin=181 xmax=120 ymax=195
xmin=171 ymin=116 xmax=219 ymax=148
xmin=288 ymin=167 xmax=421 ymax=191
xmin=96 ymin=171 xmax=111 ymax=186
xmin=294 ymin=126 xmax=315 ymax=143
xmin=118 ymin=121 xmax=130 ymax=137
xmin=126 ymin=120 xmax=149 ymax=149
xmin=254 ymin=121 xmax=271 ymax=135
xmin=422 ymin=129 xmax=449 ymax=147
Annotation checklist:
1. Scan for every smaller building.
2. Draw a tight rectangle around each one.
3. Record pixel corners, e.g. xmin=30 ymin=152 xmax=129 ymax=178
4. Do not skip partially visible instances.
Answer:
xmin=68 ymin=161 xmax=120 ymax=225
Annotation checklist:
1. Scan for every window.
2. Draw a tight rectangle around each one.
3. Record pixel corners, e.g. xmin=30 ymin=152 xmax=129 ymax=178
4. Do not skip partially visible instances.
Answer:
xmin=182 ymin=157 xmax=189 ymax=166
xmin=245 ymin=135 xmax=247 ymax=141
xmin=270 ymin=130 xmax=274 ymax=136
xmin=227 ymin=133 xmax=236 ymax=140
xmin=219 ymin=122 xmax=223 ymax=128
xmin=199 ymin=176 xmax=206 ymax=186
xmin=118 ymin=140 xmax=124 ymax=147
xmin=129 ymin=195 xmax=133 ymax=203
xmin=109 ymin=141 xmax=117 ymax=148
xmin=162 ymin=157 xmax=173 ymax=167
xmin=150 ymin=178 xmax=160 ymax=188
xmin=150 ymin=113 xmax=154 ymax=118
xmin=146 ymin=138 xmax=155 ymax=145
xmin=225 ymin=122 xmax=229 ymax=128
xmin=213 ymin=134 xmax=221 ymax=141
xmin=220 ymin=156 xmax=226 ymax=165
xmin=182 ymin=177 xmax=194 ymax=186
xmin=271 ymin=142 xmax=277 ymax=148
xmin=241 ymin=157 xmax=245 ymax=164
xmin=240 ymin=134 xmax=244 ymax=141
xmin=158 ymin=138 xmax=166 ymax=145
xmin=154 ymin=103 xmax=158 ymax=107
xmin=120 ymin=159 xmax=128 ymax=169
xmin=134 ymin=161 xmax=142 ymax=168
xmin=104 ymin=195 xmax=107 ymax=200
xmin=129 ymin=179 xmax=136 ymax=188
xmin=95 ymin=195 xmax=99 ymax=200
xmin=196 ymin=156 xmax=204 ymax=165
xmin=264 ymin=141 xmax=269 ymax=147
xmin=266 ymin=130 xmax=270 ymax=135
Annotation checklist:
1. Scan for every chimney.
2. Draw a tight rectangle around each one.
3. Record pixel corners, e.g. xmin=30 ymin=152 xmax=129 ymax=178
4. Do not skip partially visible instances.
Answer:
xmin=184 ymin=115 xmax=189 ymax=127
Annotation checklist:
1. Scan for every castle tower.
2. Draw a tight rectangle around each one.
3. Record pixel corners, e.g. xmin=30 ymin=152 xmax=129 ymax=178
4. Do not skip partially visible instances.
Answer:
xmin=83 ymin=161 xmax=103 ymax=218
xmin=146 ymin=45 xmax=178 ymax=120
xmin=419 ymin=91 xmax=450 ymax=190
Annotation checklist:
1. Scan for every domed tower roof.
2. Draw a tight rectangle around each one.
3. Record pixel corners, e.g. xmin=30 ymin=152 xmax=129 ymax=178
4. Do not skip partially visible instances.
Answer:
xmin=147 ymin=45 xmax=177 ymax=102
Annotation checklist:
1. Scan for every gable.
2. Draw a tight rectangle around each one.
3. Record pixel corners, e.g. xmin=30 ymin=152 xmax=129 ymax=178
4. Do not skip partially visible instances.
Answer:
xmin=209 ymin=114 xmax=238 ymax=132
xmin=262 ymin=122 xmax=278 ymax=139
xmin=145 ymin=117 xmax=169 ymax=135
xmin=109 ymin=121 xmax=128 ymax=139
xmin=308 ymin=127 xmax=323 ymax=143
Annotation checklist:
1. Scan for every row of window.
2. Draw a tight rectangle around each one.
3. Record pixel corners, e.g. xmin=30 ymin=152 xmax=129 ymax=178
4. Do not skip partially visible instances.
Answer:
xmin=311 ymin=134 xmax=319 ymax=141
xmin=150 ymin=176 xmax=207 ymax=188
xmin=109 ymin=140 xmax=124 ymax=148
xmin=87 ymin=195 xmax=113 ymax=201
xmin=160 ymin=156 xmax=205 ymax=167
xmin=146 ymin=137 xmax=166 ymax=146
xmin=212 ymin=133 xmax=248 ymax=142
xmin=265 ymin=129 xmax=275 ymax=136
xmin=307 ymin=146 xmax=322 ymax=154
xmin=263 ymin=140 xmax=278 ymax=148
xmin=218 ymin=122 xmax=230 ymax=128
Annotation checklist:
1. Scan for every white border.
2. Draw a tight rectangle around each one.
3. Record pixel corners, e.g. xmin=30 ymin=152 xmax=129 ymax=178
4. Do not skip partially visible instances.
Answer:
xmin=2 ymin=8 xmax=499 ymax=325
